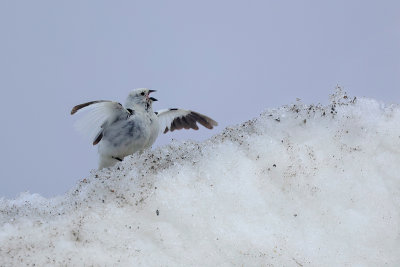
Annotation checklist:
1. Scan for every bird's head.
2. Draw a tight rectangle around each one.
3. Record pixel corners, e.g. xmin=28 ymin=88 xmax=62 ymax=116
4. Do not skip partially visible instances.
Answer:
xmin=125 ymin=88 xmax=157 ymax=110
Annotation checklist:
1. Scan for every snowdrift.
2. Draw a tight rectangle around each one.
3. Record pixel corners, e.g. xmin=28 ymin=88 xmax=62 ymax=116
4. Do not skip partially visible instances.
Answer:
xmin=1 ymin=90 xmax=400 ymax=266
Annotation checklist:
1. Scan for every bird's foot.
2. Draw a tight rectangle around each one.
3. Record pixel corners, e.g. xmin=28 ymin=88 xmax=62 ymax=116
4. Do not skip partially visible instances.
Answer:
xmin=112 ymin=156 xmax=123 ymax=162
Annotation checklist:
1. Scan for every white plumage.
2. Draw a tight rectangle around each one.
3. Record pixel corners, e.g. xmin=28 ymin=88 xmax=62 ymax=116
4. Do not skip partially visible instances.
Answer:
xmin=71 ymin=89 xmax=218 ymax=169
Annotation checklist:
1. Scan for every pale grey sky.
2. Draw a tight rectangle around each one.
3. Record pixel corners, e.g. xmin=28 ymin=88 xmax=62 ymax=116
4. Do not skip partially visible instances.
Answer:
xmin=0 ymin=0 xmax=399 ymax=198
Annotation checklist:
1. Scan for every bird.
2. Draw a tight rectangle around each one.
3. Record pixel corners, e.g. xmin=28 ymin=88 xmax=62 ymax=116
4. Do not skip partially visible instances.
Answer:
xmin=71 ymin=88 xmax=218 ymax=169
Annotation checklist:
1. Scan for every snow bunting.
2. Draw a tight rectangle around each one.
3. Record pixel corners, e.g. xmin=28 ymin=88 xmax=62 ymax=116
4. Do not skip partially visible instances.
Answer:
xmin=71 ymin=88 xmax=218 ymax=169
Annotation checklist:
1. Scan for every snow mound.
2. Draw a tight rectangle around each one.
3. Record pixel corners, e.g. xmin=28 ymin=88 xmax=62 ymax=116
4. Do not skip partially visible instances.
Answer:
xmin=1 ymin=89 xmax=400 ymax=266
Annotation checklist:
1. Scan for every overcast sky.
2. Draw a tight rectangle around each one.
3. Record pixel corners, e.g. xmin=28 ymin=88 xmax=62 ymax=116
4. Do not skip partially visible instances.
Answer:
xmin=1 ymin=0 xmax=399 ymax=198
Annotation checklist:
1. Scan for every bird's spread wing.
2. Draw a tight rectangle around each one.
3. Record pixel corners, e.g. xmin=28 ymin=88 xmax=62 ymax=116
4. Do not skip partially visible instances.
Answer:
xmin=71 ymin=101 xmax=131 ymax=145
xmin=156 ymin=108 xmax=218 ymax=134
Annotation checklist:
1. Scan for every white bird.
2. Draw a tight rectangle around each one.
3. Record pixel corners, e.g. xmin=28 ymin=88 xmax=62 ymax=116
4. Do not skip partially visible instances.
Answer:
xmin=71 ymin=88 xmax=218 ymax=169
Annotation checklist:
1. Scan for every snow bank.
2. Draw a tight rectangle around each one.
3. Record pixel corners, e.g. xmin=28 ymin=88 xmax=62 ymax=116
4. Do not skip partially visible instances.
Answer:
xmin=1 ymin=89 xmax=400 ymax=266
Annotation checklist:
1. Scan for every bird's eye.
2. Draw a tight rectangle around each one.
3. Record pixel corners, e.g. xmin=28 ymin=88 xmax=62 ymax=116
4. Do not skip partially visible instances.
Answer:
xmin=141 ymin=92 xmax=145 ymax=96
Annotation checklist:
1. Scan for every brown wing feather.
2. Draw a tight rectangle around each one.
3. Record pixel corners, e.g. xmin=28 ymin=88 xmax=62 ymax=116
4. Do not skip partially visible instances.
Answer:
xmin=172 ymin=117 xmax=184 ymax=131
xmin=180 ymin=117 xmax=192 ymax=129
xmin=163 ymin=111 xmax=217 ymax=133
xmin=70 ymin=100 xmax=111 ymax=115
xmin=186 ymin=114 xmax=199 ymax=130
xmin=191 ymin=112 xmax=217 ymax=129
xmin=93 ymin=132 xmax=103 ymax=145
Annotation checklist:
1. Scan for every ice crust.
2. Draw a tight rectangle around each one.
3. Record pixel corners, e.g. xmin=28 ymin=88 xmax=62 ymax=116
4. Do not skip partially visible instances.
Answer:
xmin=1 ymin=90 xmax=400 ymax=266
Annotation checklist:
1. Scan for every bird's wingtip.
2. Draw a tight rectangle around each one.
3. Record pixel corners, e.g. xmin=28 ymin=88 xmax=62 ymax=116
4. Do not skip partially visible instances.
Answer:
xmin=71 ymin=107 xmax=78 ymax=115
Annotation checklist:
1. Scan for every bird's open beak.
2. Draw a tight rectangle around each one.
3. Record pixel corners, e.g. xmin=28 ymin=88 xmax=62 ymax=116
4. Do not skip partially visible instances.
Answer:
xmin=148 ymin=90 xmax=157 ymax=101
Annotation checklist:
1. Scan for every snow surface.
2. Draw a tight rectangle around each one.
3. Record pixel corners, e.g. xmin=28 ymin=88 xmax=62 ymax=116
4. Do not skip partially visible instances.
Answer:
xmin=1 ymin=89 xmax=400 ymax=266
